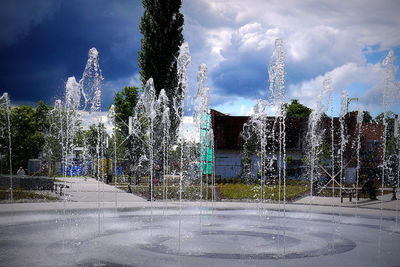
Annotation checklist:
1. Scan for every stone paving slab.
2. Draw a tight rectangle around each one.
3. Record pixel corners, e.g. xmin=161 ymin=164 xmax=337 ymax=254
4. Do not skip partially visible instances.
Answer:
xmin=1 ymin=203 xmax=399 ymax=267
xmin=1 ymin=177 xmax=399 ymax=219
xmin=294 ymin=194 xmax=400 ymax=210
xmin=0 ymin=200 xmax=399 ymax=219
xmin=58 ymin=177 xmax=145 ymax=202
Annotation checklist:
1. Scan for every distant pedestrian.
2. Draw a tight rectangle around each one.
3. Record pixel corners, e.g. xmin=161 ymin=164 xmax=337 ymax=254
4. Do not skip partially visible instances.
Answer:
xmin=362 ymin=177 xmax=377 ymax=200
xmin=127 ymin=173 xmax=132 ymax=193
xmin=127 ymin=183 xmax=132 ymax=193
xmin=107 ymin=174 xmax=112 ymax=184
xmin=312 ymin=179 xmax=319 ymax=196
xmin=17 ymin=167 xmax=25 ymax=176
xmin=135 ymin=173 xmax=141 ymax=185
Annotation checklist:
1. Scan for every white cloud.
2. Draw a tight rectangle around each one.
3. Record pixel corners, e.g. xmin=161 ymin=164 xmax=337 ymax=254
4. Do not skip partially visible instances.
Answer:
xmin=182 ymin=0 xmax=400 ymax=115
xmin=79 ymin=110 xmax=199 ymax=143
xmin=287 ymin=26 xmax=363 ymax=66
xmin=213 ymin=96 xmax=255 ymax=116
xmin=79 ymin=111 xmax=114 ymax=135
xmin=288 ymin=62 xmax=386 ymax=112
xmin=204 ymin=28 xmax=233 ymax=61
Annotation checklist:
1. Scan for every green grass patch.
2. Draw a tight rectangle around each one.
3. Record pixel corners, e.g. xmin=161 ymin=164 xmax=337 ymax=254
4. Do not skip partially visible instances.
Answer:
xmin=217 ymin=183 xmax=309 ymax=201
xmin=125 ymin=185 xmax=213 ymax=200
xmin=122 ymin=183 xmax=308 ymax=202
xmin=0 ymin=190 xmax=60 ymax=201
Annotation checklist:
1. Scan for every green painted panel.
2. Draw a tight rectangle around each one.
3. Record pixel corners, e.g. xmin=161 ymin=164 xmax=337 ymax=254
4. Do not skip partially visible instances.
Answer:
xmin=199 ymin=113 xmax=213 ymax=175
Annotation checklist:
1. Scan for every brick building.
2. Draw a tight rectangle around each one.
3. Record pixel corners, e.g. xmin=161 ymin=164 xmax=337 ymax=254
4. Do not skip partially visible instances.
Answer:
xmin=211 ymin=109 xmax=384 ymax=181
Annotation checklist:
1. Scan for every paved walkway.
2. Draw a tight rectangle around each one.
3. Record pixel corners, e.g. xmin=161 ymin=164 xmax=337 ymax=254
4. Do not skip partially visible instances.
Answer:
xmin=0 ymin=199 xmax=399 ymax=219
xmin=59 ymin=177 xmax=145 ymax=202
xmin=1 ymin=178 xmax=399 ymax=219
xmin=294 ymin=191 xmax=400 ymax=210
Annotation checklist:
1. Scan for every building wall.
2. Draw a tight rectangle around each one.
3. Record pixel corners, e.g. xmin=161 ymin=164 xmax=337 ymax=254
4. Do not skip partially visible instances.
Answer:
xmin=215 ymin=150 xmax=303 ymax=179
xmin=212 ymin=109 xmax=385 ymax=182
xmin=215 ymin=150 xmax=242 ymax=178
xmin=215 ymin=150 xmax=263 ymax=178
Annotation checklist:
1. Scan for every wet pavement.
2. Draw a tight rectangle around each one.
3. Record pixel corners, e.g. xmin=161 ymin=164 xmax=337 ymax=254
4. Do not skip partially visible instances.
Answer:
xmin=1 ymin=178 xmax=400 ymax=266
xmin=0 ymin=206 xmax=399 ymax=266
xmin=295 ymin=192 xmax=400 ymax=210
xmin=59 ymin=177 xmax=145 ymax=202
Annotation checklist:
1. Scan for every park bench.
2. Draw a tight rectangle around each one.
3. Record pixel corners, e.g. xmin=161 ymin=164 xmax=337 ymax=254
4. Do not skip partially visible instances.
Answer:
xmin=163 ymin=175 xmax=181 ymax=185
xmin=52 ymin=182 xmax=70 ymax=196
xmin=333 ymin=186 xmax=397 ymax=202
xmin=320 ymin=185 xmax=398 ymax=203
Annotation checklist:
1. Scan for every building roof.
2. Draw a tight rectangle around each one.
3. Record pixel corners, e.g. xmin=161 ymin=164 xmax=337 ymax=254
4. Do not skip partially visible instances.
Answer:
xmin=211 ymin=109 xmax=384 ymax=161
xmin=211 ymin=109 xmax=308 ymax=150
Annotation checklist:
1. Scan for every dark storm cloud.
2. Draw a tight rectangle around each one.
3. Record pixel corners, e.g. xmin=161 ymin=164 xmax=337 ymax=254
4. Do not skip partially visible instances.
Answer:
xmin=209 ymin=41 xmax=312 ymax=101
xmin=0 ymin=0 xmax=143 ymax=109
xmin=211 ymin=50 xmax=269 ymax=99
xmin=0 ymin=0 xmax=61 ymax=47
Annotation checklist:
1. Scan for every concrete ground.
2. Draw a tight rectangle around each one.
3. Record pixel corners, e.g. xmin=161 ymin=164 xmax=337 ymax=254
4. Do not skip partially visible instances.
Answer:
xmin=1 ymin=178 xmax=400 ymax=266
xmin=294 ymin=191 xmax=400 ymax=210
xmin=58 ymin=177 xmax=145 ymax=202
xmin=0 ymin=197 xmax=399 ymax=219
xmin=0 ymin=177 xmax=399 ymax=218
xmin=1 ymin=200 xmax=399 ymax=266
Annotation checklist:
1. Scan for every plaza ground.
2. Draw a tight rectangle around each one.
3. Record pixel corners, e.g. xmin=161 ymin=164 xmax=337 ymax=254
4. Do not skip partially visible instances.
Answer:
xmin=0 ymin=177 xmax=399 ymax=266
xmin=0 ymin=177 xmax=398 ymax=217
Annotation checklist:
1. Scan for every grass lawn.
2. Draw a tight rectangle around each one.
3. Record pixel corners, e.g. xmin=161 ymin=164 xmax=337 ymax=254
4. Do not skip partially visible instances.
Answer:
xmin=120 ymin=184 xmax=213 ymax=200
xmin=119 ymin=180 xmax=309 ymax=202
xmin=141 ymin=185 xmax=213 ymax=200
xmin=217 ymin=183 xmax=310 ymax=201
xmin=0 ymin=189 xmax=60 ymax=202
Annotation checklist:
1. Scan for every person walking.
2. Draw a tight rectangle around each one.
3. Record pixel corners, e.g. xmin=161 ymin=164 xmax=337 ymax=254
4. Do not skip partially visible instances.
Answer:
xmin=362 ymin=177 xmax=377 ymax=200
xmin=17 ymin=167 xmax=25 ymax=176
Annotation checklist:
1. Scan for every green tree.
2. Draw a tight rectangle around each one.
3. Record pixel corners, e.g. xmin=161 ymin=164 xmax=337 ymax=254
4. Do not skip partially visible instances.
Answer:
xmin=139 ymin=0 xmax=184 ymax=94
xmin=112 ymin=86 xmax=146 ymax=172
xmin=41 ymin=103 xmax=63 ymax=175
xmin=362 ymin=111 xmax=373 ymax=123
xmin=34 ymin=101 xmax=51 ymax=132
xmin=84 ymin=123 xmax=108 ymax=159
xmin=285 ymin=99 xmax=312 ymax=118
xmin=0 ymin=102 xmax=53 ymax=173
xmin=375 ymin=111 xmax=395 ymax=123
xmin=139 ymin=0 xmax=184 ymax=136
xmin=113 ymin=86 xmax=140 ymax=135
xmin=375 ymin=111 xmax=399 ymax=155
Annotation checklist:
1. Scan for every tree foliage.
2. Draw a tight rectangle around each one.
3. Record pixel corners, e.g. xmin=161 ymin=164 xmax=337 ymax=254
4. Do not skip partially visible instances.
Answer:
xmin=139 ymin=0 xmax=184 ymax=138
xmin=362 ymin=111 xmax=373 ymax=123
xmin=375 ymin=111 xmax=399 ymax=155
xmin=112 ymin=86 xmax=147 ymax=171
xmin=83 ymin=123 xmax=108 ymax=159
xmin=285 ymin=99 xmax=312 ymax=118
xmin=375 ymin=111 xmax=396 ymax=123
xmin=113 ymin=86 xmax=140 ymax=135
xmin=0 ymin=102 xmax=52 ymax=173
xmin=139 ymin=0 xmax=184 ymax=95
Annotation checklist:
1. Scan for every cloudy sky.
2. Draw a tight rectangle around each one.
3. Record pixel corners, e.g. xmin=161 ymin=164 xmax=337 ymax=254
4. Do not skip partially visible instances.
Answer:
xmin=0 ymin=0 xmax=399 ymax=117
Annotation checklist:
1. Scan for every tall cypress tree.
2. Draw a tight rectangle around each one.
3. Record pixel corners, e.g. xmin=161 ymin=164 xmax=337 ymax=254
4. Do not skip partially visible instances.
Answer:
xmin=139 ymin=0 xmax=184 ymax=137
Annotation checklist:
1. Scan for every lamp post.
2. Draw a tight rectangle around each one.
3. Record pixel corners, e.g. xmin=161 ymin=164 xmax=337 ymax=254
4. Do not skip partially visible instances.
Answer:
xmin=346 ymin=97 xmax=359 ymax=114
xmin=394 ymin=114 xmax=399 ymax=200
